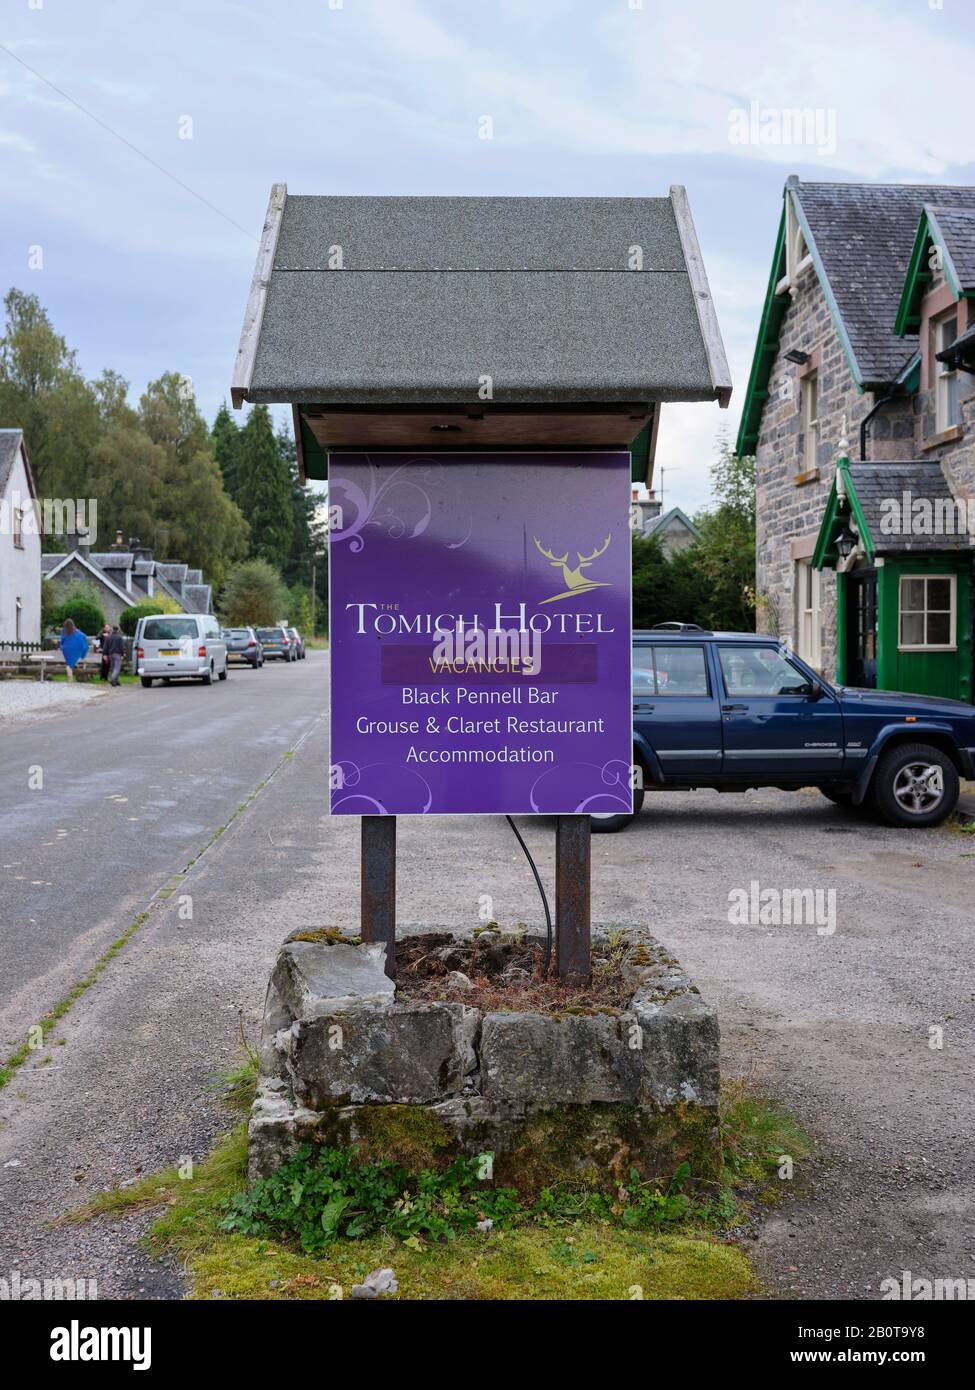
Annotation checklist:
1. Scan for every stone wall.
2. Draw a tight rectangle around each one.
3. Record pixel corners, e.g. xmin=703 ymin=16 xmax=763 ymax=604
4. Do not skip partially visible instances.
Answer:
xmin=249 ymin=930 xmax=722 ymax=1195
xmin=751 ymin=264 xmax=956 ymax=678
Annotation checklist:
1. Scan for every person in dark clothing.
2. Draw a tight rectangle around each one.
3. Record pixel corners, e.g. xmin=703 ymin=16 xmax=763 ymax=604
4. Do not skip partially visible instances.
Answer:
xmin=105 ymin=625 xmax=126 ymax=687
xmin=99 ymin=625 xmax=111 ymax=681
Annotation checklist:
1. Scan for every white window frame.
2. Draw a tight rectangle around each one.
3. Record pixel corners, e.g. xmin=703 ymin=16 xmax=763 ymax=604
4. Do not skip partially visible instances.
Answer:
xmin=898 ymin=573 xmax=957 ymax=652
xmin=934 ymin=311 xmax=961 ymax=432
xmin=800 ymin=372 xmax=819 ymax=471
xmin=795 ymin=560 xmax=821 ymax=669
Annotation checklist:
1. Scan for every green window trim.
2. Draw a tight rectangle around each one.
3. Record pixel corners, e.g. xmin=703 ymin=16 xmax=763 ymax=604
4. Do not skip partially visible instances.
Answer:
xmin=893 ymin=206 xmax=974 ymax=338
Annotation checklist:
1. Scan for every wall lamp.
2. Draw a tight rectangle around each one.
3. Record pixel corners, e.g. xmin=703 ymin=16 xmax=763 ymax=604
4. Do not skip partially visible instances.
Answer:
xmin=784 ymin=349 xmax=810 ymax=366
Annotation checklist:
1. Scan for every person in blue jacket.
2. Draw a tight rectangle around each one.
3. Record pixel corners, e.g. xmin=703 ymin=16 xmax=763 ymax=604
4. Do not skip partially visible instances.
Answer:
xmin=58 ymin=618 xmax=89 ymax=682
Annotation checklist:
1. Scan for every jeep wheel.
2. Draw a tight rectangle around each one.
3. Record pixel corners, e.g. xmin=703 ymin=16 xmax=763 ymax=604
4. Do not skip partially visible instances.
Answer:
xmin=871 ymin=742 xmax=958 ymax=827
xmin=590 ymin=783 xmax=646 ymax=834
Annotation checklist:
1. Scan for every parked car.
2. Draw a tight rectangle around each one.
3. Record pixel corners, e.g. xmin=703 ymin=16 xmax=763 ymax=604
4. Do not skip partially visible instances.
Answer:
xmin=286 ymin=627 xmax=306 ymax=659
xmin=135 ymin=614 xmax=228 ymax=687
xmin=256 ymin=625 xmax=295 ymax=661
xmin=222 ymin=626 xmax=264 ymax=668
xmin=592 ymin=630 xmax=975 ymax=833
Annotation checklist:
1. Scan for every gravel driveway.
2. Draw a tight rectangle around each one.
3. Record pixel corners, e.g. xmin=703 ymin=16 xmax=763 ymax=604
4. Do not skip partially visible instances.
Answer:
xmin=0 ymin=661 xmax=971 ymax=1301
xmin=0 ymin=679 xmax=105 ymax=723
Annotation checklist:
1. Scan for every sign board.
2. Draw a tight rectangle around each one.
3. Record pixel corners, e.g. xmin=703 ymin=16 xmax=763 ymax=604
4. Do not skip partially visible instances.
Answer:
xmin=328 ymin=452 xmax=632 ymax=816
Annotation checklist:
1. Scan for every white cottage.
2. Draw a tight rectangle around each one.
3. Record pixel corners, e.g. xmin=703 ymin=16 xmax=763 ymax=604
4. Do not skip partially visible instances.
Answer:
xmin=0 ymin=429 xmax=41 ymax=644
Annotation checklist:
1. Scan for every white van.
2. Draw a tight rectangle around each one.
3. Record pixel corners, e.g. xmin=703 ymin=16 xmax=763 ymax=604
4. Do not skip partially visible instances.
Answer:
xmin=135 ymin=613 xmax=228 ymax=687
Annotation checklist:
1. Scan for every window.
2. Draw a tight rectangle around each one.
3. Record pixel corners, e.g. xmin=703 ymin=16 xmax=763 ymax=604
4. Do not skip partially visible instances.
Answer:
xmin=631 ymin=644 xmax=709 ymax=696
xmin=718 ymin=644 xmax=816 ymax=697
xmin=934 ymin=313 xmax=961 ymax=432
xmin=13 ymin=505 xmax=23 ymax=549
xmin=800 ymin=373 xmax=819 ymax=471
xmin=899 ymin=574 xmax=956 ymax=651
xmin=795 ymin=560 xmax=821 ymax=668
xmin=142 ymin=617 xmax=200 ymax=642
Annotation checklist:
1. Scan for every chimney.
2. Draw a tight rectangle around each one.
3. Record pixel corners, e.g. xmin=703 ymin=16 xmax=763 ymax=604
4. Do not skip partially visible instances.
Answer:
xmin=111 ymin=529 xmax=126 ymax=551
xmin=129 ymin=536 xmax=153 ymax=563
xmin=76 ymin=525 xmax=91 ymax=560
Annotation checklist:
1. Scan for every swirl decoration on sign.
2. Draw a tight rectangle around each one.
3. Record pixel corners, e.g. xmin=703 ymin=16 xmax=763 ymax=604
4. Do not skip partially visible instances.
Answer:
xmin=528 ymin=759 xmax=633 ymax=815
xmin=329 ymin=455 xmax=472 ymax=553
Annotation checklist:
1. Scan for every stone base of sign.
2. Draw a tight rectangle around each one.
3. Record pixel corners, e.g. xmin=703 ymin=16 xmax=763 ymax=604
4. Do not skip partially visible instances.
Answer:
xmin=248 ymin=928 xmax=721 ymax=1194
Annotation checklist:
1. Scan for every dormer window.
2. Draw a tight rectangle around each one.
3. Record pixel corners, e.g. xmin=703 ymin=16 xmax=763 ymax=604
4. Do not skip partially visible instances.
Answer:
xmin=934 ymin=312 xmax=961 ymax=431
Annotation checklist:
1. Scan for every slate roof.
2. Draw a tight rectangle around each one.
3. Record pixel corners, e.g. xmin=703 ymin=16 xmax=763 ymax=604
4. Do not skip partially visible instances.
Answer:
xmin=644 ymin=505 xmax=701 ymax=540
xmin=0 ymin=429 xmax=24 ymax=494
xmin=793 ymin=180 xmax=975 ymax=387
xmin=183 ymin=584 xmax=212 ymax=613
xmin=91 ymin=551 xmax=134 ymax=570
xmin=848 ymin=461 xmax=971 ymax=554
xmin=233 ymin=186 xmax=731 ymax=408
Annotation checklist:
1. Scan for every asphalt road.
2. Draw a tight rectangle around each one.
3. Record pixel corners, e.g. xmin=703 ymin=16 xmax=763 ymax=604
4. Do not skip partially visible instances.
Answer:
xmin=0 ymin=657 xmax=323 ymax=1049
xmin=0 ymin=651 xmax=972 ymax=1301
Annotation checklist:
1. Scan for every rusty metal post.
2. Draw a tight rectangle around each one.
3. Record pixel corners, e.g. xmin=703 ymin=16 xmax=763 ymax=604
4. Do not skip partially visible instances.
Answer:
xmin=555 ymin=814 xmax=591 ymax=981
xmin=361 ymin=815 xmax=396 ymax=976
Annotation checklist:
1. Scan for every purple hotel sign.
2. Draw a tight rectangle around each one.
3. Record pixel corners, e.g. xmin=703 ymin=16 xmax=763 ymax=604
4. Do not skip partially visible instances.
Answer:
xmin=328 ymin=452 xmax=632 ymax=816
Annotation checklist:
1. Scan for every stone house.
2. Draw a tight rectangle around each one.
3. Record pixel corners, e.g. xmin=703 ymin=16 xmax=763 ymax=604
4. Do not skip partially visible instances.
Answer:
xmin=0 ymin=429 xmax=42 ymax=643
xmin=631 ymin=487 xmax=701 ymax=556
xmin=738 ymin=178 xmax=975 ymax=701
xmin=42 ymin=531 xmax=214 ymax=628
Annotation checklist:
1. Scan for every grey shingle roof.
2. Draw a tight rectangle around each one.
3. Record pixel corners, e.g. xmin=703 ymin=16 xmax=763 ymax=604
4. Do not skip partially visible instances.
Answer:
xmin=848 ymin=461 xmax=971 ymax=553
xmin=183 ymin=584 xmax=212 ymax=613
xmin=928 ymin=205 xmax=975 ymax=290
xmin=0 ymin=428 xmax=24 ymax=494
xmin=793 ymin=180 xmax=975 ymax=387
xmin=233 ymin=187 xmax=731 ymax=408
xmin=91 ymin=552 xmax=133 ymax=569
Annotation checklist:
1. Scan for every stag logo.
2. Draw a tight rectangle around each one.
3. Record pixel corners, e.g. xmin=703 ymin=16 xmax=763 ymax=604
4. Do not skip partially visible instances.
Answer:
xmin=533 ymin=533 xmax=613 ymax=604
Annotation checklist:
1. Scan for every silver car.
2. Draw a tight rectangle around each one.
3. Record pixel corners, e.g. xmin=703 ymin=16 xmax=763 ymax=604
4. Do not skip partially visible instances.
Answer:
xmin=136 ymin=614 xmax=228 ymax=687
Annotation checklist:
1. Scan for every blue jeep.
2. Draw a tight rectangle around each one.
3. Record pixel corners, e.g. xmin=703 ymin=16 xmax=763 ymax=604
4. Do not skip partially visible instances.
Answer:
xmin=594 ymin=630 xmax=975 ymax=832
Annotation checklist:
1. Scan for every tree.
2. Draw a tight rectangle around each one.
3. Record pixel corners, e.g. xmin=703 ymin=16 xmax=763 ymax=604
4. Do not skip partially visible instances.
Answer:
xmin=118 ymin=595 xmax=182 ymax=636
xmin=51 ymin=582 xmax=104 ymax=636
xmin=0 ymin=289 xmax=101 ymax=497
xmin=212 ymin=401 xmax=242 ymax=501
xmin=138 ymin=373 xmax=249 ymax=587
xmin=691 ymin=442 xmax=756 ymax=631
xmin=234 ymin=405 xmax=293 ymax=567
xmin=220 ymin=559 xmax=288 ymax=627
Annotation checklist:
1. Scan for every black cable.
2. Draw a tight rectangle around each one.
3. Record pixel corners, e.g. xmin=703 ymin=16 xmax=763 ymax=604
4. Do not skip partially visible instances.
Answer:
xmin=504 ymin=815 xmax=553 ymax=974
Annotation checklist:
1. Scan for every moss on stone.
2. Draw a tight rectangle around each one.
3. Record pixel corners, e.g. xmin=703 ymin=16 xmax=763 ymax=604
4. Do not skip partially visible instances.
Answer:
xmin=287 ymin=927 xmax=361 ymax=945
xmin=350 ymin=1104 xmax=456 ymax=1171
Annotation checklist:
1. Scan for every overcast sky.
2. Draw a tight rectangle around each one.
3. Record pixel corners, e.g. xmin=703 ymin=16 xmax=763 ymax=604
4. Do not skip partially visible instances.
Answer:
xmin=2 ymin=0 xmax=973 ymax=511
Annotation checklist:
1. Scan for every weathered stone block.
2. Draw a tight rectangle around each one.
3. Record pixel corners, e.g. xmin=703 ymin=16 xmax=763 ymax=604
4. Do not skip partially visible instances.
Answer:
xmin=290 ymin=1001 xmax=478 ymax=1107
xmin=480 ymin=1011 xmax=641 ymax=1104
xmin=634 ymin=991 xmax=720 ymax=1109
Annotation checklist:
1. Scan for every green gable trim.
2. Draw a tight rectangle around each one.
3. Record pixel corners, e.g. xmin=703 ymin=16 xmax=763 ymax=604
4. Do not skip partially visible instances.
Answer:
xmin=736 ymin=186 xmax=867 ymax=459
xmin=893 ymin=205 xmax=975 ymax=337
xmin=630 ymin=419 xmax=651 ymax=484
xmin=812 ymin=457 xmax=875 ymax=569
xmin=735 ymin=207 xmax=787 ymax=456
